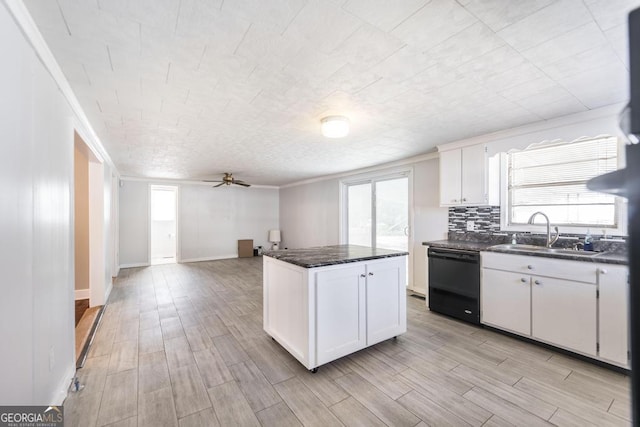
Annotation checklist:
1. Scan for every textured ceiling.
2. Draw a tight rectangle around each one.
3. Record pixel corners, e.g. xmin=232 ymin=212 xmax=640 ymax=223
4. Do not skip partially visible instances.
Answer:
xmin=24 ymin=0 xmax=639 ymax=185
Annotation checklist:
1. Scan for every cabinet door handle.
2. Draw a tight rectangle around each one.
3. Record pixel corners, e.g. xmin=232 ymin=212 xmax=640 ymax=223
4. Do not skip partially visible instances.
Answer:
xmin=600 ymin=268 xmax=608 ymax=275
xmin=451 ymin=199 xmax=458 ymax=203
xmin=462 ymin=198 xmax=467 ymax=202
xmin=360 ymin=274 xmax=366 ymax=278
xmin=534 ymin=280 xmax=541 ymax=285
xmin=520 ymin=278 xmax=527 ymax=283
xmin=368 ymin=272 xmax=374 ymax=276
xmin=527 ymin=265 xmax=534 ymax=270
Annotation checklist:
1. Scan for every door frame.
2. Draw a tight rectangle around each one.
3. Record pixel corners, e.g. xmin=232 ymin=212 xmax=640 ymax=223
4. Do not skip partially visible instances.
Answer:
xmin=339 ymin=168 xmax=414 ymax=288
xmin=148 ymin=184 xmax=180 ymax=265
xmin=73 ymin=131 xmax=107 ymax=307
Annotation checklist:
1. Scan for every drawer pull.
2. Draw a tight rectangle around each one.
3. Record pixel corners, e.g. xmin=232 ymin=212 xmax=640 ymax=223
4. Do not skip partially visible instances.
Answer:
xmin=464 ymin=310 xmax=472 ymax=314
xmin=368 ymin=272 xmax=374 ymax=276
xmin=520 ymin=278 xmax=527 ymax=283
xmin=534 ymin=280 xmax=542 ymax=285
xmin=360 ymin=274 xmax=366 ymax=278
xmin=527 ymin=265 xmax=534 ymax=270
xmin=600 ymin=268 xmax=608 ymax=275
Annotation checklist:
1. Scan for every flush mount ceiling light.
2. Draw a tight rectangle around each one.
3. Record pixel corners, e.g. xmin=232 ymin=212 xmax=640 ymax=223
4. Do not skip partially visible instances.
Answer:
xmin=321 ymin=115 xmax=350 ymax=138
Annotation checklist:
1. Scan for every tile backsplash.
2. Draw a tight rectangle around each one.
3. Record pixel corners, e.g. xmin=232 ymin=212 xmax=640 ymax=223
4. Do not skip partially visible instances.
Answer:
xmin=448 ymin=205 xmax=627 ymax=253
xmin=448 ymin=206 xmax=500 ymax=234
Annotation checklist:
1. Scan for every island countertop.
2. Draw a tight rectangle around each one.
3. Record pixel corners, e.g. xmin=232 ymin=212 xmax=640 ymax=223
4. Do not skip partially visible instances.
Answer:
xmin=263 ymin=244 xmax=409 ymax=268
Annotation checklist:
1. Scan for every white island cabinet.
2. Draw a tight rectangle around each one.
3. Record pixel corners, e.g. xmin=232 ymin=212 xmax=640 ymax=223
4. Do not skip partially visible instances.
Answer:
xmin=263 ymin=245 xmax=407 ymax=371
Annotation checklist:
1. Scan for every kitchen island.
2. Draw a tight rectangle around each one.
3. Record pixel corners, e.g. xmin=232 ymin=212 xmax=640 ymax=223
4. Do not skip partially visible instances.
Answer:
xmin=263 ymin=245 xmax=408 ymax=372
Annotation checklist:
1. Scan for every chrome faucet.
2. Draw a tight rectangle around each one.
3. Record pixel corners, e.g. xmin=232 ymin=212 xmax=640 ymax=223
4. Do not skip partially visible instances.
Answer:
xmin=527 ymin=211 xmax=560 ymax=248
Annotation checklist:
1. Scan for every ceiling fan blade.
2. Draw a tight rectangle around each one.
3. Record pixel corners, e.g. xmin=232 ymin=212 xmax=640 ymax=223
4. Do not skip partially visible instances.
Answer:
xmin=203 ymin=180 xmax=223 ymax=182
xmin=234 ymin=182 xmax=251 ymax=187
xmin=213 ymin=182 xmax=226 ymax=188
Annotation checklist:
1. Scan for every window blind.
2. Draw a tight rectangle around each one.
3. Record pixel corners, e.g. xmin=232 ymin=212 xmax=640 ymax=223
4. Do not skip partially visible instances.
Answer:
xmin=508 ymin=137 xmax=618 ymax=227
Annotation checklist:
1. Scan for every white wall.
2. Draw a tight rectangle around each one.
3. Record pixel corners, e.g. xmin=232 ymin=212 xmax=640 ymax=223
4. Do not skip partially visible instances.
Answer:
xmin=0 ymin=3 xmax=118 ymax=404
xmin=278 ymin=179 xmax=341 ymax=249
xmin=0 ymin=4 xmax=74 ymax=405
xmin=101 ymin=161 xmax=114 ymax=300
xmin=119 ymin=180 xmax=150 ymax=267
xmin=412 ymin=158 xmax=449 ymax=292
xmin=119 ymin=181 xmax=279 ymax=265
xmin=180 ymin=184 xmax=279 ymax=261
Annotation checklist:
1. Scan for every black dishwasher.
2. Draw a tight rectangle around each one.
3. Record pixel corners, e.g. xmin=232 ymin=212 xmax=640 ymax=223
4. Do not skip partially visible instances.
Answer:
xmin=428 ymin=247 xmax=480 ymax=324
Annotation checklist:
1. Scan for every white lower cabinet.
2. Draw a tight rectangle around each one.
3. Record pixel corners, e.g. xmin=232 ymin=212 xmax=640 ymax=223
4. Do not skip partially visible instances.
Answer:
xmin=481 ymin=269 xmax=531 ymax=336
xmin=316 ymin=264 xmax=366 ymax=366
xmin=598 ymin=265 xmax=629 ymax=365
xmin=264 ymin=255 xmax=407 ymax=370
xmin=481 ymin=252 xmax=628 ymax=368
xmin=366 ymin=258 xmax=406 ymax=345
xmin=531 ymin=276 xmax=596 ymax=356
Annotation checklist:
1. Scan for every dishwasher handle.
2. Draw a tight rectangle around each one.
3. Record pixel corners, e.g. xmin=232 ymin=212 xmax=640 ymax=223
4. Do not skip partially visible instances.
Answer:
xmin=428 ymin=248 xmax=479 ymax=263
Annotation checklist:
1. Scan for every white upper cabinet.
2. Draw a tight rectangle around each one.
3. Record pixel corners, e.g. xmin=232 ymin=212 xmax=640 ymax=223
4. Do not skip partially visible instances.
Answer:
xmin=439 ymin=144 xmax=499 ymax=206
xmin=439 ymin=149 xmax=462 ymax=205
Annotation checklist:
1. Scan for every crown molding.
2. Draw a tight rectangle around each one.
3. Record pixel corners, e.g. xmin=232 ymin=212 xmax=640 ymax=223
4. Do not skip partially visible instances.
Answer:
xmin=436 ymin=103 xmax=627 ymax=153
xmin=4 ymin=0 xmax=117 ymax=174
xmin=280 ymin=151 xmax=439 ymax=189
xmin=120 ymin=176 xmax=279 ymax=189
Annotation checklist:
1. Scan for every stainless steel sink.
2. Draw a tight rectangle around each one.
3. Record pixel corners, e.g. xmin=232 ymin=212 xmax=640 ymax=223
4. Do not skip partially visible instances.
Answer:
xmin=490 ymin=244 xmax=599 ymax=256
xmin=491 ymin=244 xmax=548 ymax=251
xmin=544 ymin=248 xmax=599 ymax=255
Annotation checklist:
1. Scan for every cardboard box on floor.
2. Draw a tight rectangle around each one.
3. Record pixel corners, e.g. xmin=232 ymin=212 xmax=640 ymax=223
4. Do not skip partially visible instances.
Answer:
xmin=238 ymin=239 xmax=253 ymax=258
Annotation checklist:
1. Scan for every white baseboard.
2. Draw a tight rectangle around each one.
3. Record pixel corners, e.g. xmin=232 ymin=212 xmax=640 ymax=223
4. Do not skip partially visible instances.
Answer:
xmin=74 ymin=289 xmax=90 ymax=300
xmin=53 ymin=362 xmax=75 ymax=406
xmin=119 ymin=262 xmax=150 ymax=269
xmin=180 ymin=254 xmax=238 ymax=263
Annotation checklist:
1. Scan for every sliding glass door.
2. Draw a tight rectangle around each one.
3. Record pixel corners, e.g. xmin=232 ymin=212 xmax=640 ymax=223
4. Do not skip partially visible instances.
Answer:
xmin=344 ymin=173 xmax=410 ymax=269
xmin=375 ymin=177 xmax=409 ymax=252
xmin=347 ymin=182 xmax=372 ymax=247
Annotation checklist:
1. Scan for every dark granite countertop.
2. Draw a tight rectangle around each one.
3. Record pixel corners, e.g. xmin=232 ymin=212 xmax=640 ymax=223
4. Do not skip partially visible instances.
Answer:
xmin=422 ymin=240 xmax=627 ymax=265
xmin=263 ymin=244 xmax=409 ymax=268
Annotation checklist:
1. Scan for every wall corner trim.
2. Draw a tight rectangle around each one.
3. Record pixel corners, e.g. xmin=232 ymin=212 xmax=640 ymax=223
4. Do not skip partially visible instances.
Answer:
xmin=3 ymin=0 xmax=117 ymax=173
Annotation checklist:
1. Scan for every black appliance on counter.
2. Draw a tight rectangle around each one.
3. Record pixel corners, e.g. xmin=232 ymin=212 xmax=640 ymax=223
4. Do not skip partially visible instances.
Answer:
xmin=428 ymin=247 xmax=480 ymax=324
xmin=587 ymin=6 xmax=639 ymax=425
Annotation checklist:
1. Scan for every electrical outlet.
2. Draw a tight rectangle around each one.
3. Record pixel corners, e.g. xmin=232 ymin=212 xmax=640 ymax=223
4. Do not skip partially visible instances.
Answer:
xmin=466 ymin=221 xmax=475 ymax=231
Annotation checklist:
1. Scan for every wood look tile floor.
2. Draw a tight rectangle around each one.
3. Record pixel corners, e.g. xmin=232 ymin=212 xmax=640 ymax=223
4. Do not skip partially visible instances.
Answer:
xmin=65 ymin=257 xmax=631 ymax=426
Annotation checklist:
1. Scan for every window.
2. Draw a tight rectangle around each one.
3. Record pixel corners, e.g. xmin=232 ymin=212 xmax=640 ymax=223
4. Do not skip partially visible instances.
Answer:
xmin=507 ymin=137 xmax=619 ymax=228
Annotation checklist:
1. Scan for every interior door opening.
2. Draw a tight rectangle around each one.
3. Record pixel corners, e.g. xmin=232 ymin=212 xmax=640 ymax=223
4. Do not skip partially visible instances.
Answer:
xmin=150 ymin=185 xmax=177 ymax=265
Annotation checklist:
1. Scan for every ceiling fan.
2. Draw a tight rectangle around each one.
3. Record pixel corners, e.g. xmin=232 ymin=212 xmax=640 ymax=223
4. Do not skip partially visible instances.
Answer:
xmin=204 ymin=172 xmax=251 ymax=188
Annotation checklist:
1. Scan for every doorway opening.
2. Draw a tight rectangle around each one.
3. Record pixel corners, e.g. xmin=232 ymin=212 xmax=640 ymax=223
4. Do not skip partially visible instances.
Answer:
xmin=150 ymin=185 xmax=178 ymax=265
xmin=74 ymin=131 xmax=106 ymax=367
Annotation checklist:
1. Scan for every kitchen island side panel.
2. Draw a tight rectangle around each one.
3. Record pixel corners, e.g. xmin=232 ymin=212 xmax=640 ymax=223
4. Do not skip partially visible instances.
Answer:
xmin=263 ymin=256 xmax=312 ymax=368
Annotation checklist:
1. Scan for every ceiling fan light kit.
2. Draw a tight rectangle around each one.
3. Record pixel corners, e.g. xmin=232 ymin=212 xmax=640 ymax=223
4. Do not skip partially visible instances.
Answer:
xmin=321 ymin=115 xmax=350 ymax=138
xmin=204 ymin=173 xmax=251 ymax=188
